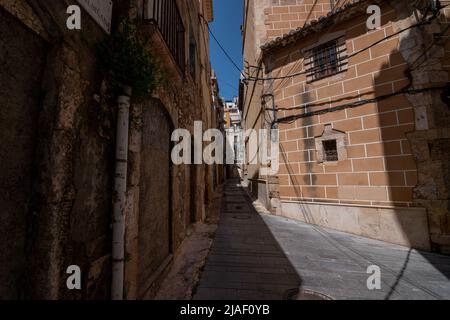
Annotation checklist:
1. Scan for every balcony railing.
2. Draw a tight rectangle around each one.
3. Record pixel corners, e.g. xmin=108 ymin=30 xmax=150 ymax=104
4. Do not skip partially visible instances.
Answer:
xmin=144 ymin=0 xmax=186 ymax=72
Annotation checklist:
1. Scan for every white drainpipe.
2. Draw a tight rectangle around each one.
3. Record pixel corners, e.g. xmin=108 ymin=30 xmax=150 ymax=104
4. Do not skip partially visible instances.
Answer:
xmin=111 ymin=87 xmax=132 ymax=300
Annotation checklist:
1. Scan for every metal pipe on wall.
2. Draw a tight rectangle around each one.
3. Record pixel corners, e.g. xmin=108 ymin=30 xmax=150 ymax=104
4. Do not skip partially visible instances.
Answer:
xmin=111 ymin=87 xmax=132 ymax=300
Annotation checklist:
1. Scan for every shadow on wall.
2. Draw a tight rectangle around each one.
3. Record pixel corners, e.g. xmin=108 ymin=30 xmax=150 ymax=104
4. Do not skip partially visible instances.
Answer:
xmin=275 ymin=3 xmax=450 ymax=297
xmin=385 ymin=15 xmax=449 ymax=282
xmin=376 ymin=5 xmax=450 ymax=286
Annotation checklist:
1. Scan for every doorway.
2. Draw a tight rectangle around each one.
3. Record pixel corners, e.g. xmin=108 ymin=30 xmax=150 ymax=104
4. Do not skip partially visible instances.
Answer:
xmin=138 ymin=100 xmax=173 ymax=297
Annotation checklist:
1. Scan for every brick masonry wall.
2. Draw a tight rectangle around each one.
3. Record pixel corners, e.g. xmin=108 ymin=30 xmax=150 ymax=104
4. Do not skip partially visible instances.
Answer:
xmin=269 ymin=4 xmax=420 ymax=208
xmin=0 ymin=3 xmax=48 ymax=299
xmin=264 ymin=0 xmax=355 ymax=41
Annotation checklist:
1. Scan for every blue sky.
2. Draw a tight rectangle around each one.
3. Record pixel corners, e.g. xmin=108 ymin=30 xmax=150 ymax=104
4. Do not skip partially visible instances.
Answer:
xmin=210 ymin=0 xmax=244 ymax=101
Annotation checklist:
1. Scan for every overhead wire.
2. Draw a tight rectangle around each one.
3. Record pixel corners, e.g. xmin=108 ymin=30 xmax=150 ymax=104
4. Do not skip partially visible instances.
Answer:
xmin=250 ymin=0 xmax=450 ymax=266
xmin=244 ymin=3 xmax=449 ymax=82
xmin=259 ymin=1 xmax=321 ymax=126
xmin=200 ymin=14 xmax=245 ymax=77
xmin=274 ymin=85 xmax=446 ymax=125
xmin=272 ymin=15 xmax=450 ymax=124
xmin=242 ymin=1 xmax=450 ymax=164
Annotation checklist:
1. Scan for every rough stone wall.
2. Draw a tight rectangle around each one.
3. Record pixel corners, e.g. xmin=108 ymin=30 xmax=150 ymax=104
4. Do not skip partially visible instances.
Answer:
xmin=0 ymin=0 xmax=119 ymax=299
xmin=123 ymin=0 xmax=215 ymax=299
xmin=0 ymin=5 xmax=47 ymax=299
xmin=391 ymin=0 xmax=450 ymax=253
xmin=0 ymin=0 xmax=48 ymax=39
xmin=1 ymin=0 xmax=216 ymax=300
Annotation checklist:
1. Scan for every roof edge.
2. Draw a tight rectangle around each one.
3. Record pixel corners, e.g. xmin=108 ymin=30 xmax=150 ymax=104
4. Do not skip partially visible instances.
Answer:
xmin=261 ymin=0 xmax=387 ymax=54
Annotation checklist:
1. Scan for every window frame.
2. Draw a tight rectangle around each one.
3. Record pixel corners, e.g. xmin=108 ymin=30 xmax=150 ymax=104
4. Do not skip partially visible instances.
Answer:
xmin=322 ymin=139 xmax=339 ymax=162
xmin=304 ymin=35 xmax=348 ymax=83
xmin=315 ymin=124 xmax=348 ymax=164
xmin=144 ymin=0 xmax=186 ymax=73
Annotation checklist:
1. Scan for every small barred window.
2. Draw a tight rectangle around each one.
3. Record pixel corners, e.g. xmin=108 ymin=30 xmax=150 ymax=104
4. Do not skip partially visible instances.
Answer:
xmin=305 ymin=37 xmax=347 ymax=82
xmin=323 ymin=140 xmax=338 ymax=162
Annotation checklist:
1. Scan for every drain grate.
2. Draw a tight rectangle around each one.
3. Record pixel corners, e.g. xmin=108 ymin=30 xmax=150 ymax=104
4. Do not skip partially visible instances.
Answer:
xmin=284 ymin=288 xmax=334 ymax=300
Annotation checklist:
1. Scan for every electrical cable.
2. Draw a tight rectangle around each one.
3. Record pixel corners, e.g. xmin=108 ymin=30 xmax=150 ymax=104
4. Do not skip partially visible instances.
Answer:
xmin=303 ymin=0 xmax=320 ymax=28
xmin=253 ymin=1 xmax=450 ymax=130
xmin=200 ymin=14 xmax=245 ymax=77
xmin=258 ymin=0 xmax=331 ymax=128
xmin=265 ymin=1 xmax=450 ymax=278
xmin=244 ymin=3 xmax=448 ymax=82
xmin=271 ymin=12 xmax=450 ymax=125
xmin=242 ymin=0 xmax=320 ymax=124
xmin=274 ymin=85 xmax=446 ymax=125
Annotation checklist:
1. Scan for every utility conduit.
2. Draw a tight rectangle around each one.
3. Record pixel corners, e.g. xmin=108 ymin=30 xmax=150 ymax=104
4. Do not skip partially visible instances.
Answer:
xmin=111 ymin=87 xmax=132 ymax=300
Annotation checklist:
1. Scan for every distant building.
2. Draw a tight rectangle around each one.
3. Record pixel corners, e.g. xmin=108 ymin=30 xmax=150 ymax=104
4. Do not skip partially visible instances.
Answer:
xmin=224 ymin=98 xmax=244 ymax=171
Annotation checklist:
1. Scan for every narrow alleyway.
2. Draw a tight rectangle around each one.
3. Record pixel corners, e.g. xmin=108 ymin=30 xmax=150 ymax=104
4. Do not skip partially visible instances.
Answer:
xmin=194 ymin=180 xmax=450 ymax=300
xmin=194 ymin=180 xmax=302 ymax=299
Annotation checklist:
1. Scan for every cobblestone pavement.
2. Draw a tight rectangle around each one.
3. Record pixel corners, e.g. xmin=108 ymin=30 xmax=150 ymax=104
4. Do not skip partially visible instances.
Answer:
xmin=194 ymin=180 xmax=450 ymax=300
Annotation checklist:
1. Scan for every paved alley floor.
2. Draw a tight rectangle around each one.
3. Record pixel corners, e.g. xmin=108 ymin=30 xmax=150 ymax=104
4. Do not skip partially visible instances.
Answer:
xmin=194 ymin=181 xmax=450 ymax=300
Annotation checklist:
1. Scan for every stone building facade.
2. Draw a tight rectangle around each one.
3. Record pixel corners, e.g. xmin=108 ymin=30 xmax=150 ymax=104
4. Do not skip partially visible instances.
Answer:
xmin=0 ymin=0 xmax=218 ymax=299
xmin=241 ymin=0 xmax=450 ymax=253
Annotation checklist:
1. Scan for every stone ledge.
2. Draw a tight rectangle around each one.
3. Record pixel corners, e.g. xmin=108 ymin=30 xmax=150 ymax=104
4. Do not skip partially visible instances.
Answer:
xmin=280 ymin=200 xmax=431 ymax=251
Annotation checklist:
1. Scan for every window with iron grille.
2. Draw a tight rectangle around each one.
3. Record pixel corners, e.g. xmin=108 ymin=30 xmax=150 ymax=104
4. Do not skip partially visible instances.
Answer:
xmin=304 ymin=36 xmax=347 ymax=83
xmin=323 ymin=140 xmax=338 ymax=162
xmin=144 ymin=0 xmax=186 ymax=72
